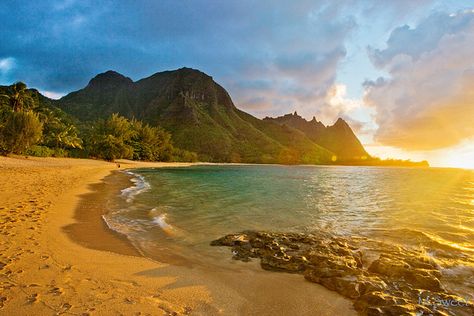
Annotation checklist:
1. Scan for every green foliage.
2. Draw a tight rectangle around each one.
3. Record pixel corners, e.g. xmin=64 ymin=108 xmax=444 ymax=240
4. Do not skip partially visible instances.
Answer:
xmin=0 ymin=82 xmax=35 ymax=112
xmin=171 ymin=148 xmax=198 ymax=162
xmin=0 ymin=111 xmax=43 ymax=154
xmin=0 ymin=83 xmax=84 ymax=156
xmin=83 ymin=114 xmax=135 ymax=161
xmin=39 ymin=107 xmax=83 ymax=150
xmin=26 ymin=146 xmax=70 ymax=158
xmin=26 ymin=145 xmax=54 ymax=157
xmin=82 ymin=114 xmax=189 ymax=162
xmin=0 ymin=81 xmax=198 ymax=162
xmin=130 ymin=119 xmax=174 ymax=161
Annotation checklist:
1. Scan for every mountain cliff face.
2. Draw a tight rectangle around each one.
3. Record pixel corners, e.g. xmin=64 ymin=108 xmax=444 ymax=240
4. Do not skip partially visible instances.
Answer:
xmin=59 ymin=67 xmax=367 ymax=163
xmin=264 ymin=112 xmax=369 ymax=160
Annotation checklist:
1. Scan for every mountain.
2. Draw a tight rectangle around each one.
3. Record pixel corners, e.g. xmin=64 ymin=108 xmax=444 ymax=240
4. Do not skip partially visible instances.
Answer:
xmin=58 ymin=67 xmax=366 ymax=163
xmin=264 ymin=112 xmax=369 ymax=160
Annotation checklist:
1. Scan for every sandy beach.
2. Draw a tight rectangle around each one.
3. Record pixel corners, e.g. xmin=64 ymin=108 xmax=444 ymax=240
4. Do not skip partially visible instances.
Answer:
xmin=0 ymin=156 xmax=355 ymax=315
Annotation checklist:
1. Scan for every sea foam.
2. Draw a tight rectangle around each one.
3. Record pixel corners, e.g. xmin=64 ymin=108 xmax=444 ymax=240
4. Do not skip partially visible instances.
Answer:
xmin=121 ymin=171 xmax=150 ymax=203
xmin=149 ymin=208 xmax=177 ymax=236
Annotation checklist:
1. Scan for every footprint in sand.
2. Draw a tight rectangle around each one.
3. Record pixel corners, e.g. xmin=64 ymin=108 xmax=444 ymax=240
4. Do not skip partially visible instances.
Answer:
xmin=62 ymin=264 xmax=73 ymax=272
xmin=49 ymin=287 xmax=63 ymax=296
xmin=0 ymin=296 xmax=7 ymax=308
xmin=111 ymin=279 xmax=139 ymax=287
xmin=60 ymin=302 xmax=72 ymax=312
xmin=0 ymin=282 xmax=15 ymax=290
xmin=27 ymin=293 xmax=39 ymax=304
xmin=26 ymin=283 xmax=40 ymax=288
xmin=124 ymin=297 xmax=136 ymax=304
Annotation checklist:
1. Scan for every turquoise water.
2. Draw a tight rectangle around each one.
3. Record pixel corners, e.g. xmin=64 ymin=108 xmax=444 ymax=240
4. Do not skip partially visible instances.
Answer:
xmin=103 ymin=165 xmax=474 ymax=296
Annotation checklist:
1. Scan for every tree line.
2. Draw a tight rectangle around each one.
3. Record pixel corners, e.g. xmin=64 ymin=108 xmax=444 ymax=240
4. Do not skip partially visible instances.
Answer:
xmin=0 ymin=82 xmax=197 ymax=162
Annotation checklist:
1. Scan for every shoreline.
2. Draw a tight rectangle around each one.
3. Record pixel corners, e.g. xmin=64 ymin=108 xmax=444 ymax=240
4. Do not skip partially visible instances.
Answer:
xmin=0 ymin=156 xmax=212 ymax=315
xmin=62 ymin=170 xmax=142 ymax=257
xmin=0 ymin=156 xmax=356 ymax=315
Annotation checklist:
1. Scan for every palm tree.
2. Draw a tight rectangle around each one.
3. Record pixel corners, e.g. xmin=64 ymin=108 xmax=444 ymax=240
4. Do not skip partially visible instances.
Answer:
xmin=40 ymin=107 xmax=83 ymax=149
xmin=0 ymin=82 xmax=34 ymax=112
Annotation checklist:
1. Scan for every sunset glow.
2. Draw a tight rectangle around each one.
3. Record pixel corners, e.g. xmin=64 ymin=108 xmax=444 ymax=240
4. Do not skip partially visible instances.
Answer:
xmin=2 ymin=2 xmax=474 ymax=316
xmin=1 ymin=1 xmax=474 ymax=167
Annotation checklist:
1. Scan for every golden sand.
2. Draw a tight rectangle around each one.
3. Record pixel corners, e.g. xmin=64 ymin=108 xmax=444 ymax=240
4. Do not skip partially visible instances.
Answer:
xmin=0 ymin=156 xmax=355 ymax=315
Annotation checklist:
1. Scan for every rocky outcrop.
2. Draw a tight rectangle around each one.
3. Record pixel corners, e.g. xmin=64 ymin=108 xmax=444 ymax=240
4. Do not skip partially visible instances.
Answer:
xmin=211 ymin=231 xmax=473 ymax=315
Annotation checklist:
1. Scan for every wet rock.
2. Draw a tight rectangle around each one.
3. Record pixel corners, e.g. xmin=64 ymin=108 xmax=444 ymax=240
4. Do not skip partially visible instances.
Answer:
xmin=320 ymin=275 xmax=360 ymax=299
xmin=368 ymin=255 xmax=410 ymax=277
xmin=357 ymin=275 xmax=387 ymax=295
xmin=368 ymin=255 xmax=443 ymax=291
xmin=261 ymin=254 xmax=308 ymax=273
xmin=210 ymin=233 xmax=250 ymax=247
xmin=354 ymin=291 xmax=404 ymax=311
xmin=211 ymin=231 xmax=472 ymax=316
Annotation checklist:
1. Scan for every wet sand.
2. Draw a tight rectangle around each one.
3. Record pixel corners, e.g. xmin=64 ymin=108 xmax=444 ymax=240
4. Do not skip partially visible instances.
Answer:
xmin=0 ymin=156 xmax=356 ymax=315
xmin=63 ymin=171 xmax=141 ymax=257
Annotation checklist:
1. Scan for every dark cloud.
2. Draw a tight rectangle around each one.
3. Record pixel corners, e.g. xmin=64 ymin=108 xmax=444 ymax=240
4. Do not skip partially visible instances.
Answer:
xmin=0 ymin=0 xmax=358 ymax=117
xmin=0 ymin=0 xmax=449 ymax=124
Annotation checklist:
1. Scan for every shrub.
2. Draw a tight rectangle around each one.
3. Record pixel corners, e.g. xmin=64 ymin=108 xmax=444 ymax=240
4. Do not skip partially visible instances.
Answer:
xmin=26 ymin=145 xmax=54 ymax=157
xmin=0 ymin=111 xmax=43 ymax=154
xmin=84 ymin=114 xmax=134 ymax=161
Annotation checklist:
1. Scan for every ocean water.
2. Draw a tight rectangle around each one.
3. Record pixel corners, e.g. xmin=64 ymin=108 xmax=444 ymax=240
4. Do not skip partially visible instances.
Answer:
xmin=103 ymin=165 xmax=474 ymax=297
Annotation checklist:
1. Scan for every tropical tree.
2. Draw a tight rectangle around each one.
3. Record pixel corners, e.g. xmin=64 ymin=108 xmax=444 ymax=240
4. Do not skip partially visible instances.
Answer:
xmin=0 ymin=82 xmax=34 ymax=112
xmin=0 ymin=111 xmax=43 ymax=154
xmin=85 ymin=113 xmax=135 ymax=161
xmin=40 ymin=108 xmax=82 ymax=149
xmin=130 ymin=119 xmax=174 ymax=161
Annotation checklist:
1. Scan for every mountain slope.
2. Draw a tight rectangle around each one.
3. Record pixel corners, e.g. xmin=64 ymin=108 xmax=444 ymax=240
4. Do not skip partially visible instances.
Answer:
xmin=264 ymin=112 xmax=369 ymax=160
xmin=59 ymin=68 xmax=336 ymax=163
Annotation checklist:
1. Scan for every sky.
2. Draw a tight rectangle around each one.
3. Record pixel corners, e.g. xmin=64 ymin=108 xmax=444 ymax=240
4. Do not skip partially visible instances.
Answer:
xmin=1 ymin=0 xmax=473 ymax=168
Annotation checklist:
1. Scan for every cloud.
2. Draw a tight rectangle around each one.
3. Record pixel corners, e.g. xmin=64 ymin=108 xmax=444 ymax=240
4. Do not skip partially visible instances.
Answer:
xmin=308 ymin=83 xmax=367 ymax=125
xmin=205 ymin=2 xmax=358 ymax=120
xmin=40 ymin=90 xmax=66 ymax=99
xmin=365 ymin=10 xmax=474 ymax=150
xmin=0 ymin=57 xmax=15 ymax=73
xmin=0 ymin=0 xmax=455 ymax=126
xmin=0 ymin=0 xmax=357 ymax=119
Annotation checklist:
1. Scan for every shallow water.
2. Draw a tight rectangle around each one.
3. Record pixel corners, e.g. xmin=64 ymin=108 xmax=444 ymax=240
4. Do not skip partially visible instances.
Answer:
xmin=103 ymin=165 xmax=474 ymax=299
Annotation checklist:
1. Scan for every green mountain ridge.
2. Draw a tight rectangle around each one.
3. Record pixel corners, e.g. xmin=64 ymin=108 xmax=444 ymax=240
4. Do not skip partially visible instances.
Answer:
xmin=264 ymin=112 xmax=369 ymax=160
xmin=58 ymin=67 xmax=368 ymax=163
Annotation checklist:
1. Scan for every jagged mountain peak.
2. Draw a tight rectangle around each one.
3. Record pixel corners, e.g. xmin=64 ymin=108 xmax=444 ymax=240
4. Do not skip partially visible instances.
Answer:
xmin=265 ymin=112 xmax=368 ymax=159
xmin=332 ymin=117 xmax=350 ymax=128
